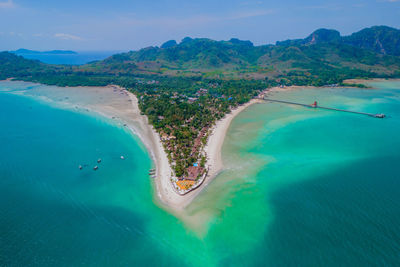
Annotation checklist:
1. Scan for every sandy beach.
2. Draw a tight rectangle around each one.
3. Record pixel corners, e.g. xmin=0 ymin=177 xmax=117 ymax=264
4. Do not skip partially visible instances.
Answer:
xmin=75 ymin=86 xmax=265 ymax=212
xmin=11 ymin=82 xmax=267 ymax=214
xmin=75 ymin=86 xmax=264 ymax=211
xmin=343 ymin=78 xmax=393 ymax=84
xmin=20 ymin=84 xmax=185 ymax=210
xmin=10 ymin=80 xmax=392 ymax=228
xmin=201 ymin=99 xmax=263 ymax=192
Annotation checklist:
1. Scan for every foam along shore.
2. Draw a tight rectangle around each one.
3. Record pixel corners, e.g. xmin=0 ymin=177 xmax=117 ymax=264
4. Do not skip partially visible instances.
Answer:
xmin=10 ymin=82 xmax=265 ymax=212
xmin=66 ymin=85 xmax=265 ymax=211
xmin=343 ymin=78 xmax=400 ymax=84
xmin=201 ymin=99 xmax=263 ymax=187
xmin=81 ymin=83 xmax=387 ymax=212
xmin=8 ymin=83 xmax=181 ymax=210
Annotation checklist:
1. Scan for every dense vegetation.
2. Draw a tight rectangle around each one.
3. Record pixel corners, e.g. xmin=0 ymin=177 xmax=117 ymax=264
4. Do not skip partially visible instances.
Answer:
xmin=1 ymin=25 xmax=400 ymax=186
xmin=136 ymin=78 xmax=266 ymax=177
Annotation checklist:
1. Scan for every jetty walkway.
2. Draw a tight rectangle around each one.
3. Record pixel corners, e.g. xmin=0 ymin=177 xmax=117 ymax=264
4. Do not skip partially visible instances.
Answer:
xmin=263 ymin=98 xmax=386 ymax=118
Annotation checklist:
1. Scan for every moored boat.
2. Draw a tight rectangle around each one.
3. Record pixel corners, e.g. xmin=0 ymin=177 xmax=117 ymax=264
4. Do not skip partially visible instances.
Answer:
xmin=374 ymin=113 xmax=386 ymax=118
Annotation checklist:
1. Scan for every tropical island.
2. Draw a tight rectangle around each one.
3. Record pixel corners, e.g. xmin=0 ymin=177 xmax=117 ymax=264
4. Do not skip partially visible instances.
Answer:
xmin=12 ymin=49 xmax=78 ymax=55
xmin=1 ymin=25 xmax=400 ymax=200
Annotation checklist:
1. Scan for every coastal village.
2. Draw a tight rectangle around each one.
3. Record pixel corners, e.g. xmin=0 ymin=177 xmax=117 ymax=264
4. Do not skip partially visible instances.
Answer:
xmin=133 ymin=78 xmax=265 ymax=193
xmin=136 ymin=79 xmax=267 ymax=194
xmin=143 ymin=86 xmax=214 ymax=193
xmin=79 ymin=82 xmax=384 ymax=197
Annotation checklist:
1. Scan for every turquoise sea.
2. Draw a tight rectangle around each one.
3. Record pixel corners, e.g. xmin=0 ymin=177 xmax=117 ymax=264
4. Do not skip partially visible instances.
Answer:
xmin=1 ymin=81 xmax=400 ymax=266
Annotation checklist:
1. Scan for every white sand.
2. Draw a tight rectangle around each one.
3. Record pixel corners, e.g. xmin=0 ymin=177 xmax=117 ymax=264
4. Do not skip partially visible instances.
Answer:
xmin=13 ymin=82 xmax=265 ymax=214
xmin=84 ymin=87 xmax=264 ymax=211
xmin=94 ymin=88 xmax=265 ymax=212
xmin=202 ymin=99 xmax=262 ymax=192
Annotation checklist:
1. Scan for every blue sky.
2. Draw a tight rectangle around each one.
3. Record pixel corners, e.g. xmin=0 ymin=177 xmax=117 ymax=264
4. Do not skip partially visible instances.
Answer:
xmin=0 ymin=0 xmax=399 ymax=51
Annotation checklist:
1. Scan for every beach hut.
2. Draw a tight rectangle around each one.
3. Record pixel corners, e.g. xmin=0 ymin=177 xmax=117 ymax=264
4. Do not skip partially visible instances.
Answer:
xmin=186 ymin=166 xmax=203 ymax=181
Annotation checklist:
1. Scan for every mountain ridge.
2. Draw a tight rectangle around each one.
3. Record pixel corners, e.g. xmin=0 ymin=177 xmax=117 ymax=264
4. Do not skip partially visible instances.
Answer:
xmin=12 ymin=49 xmax=78 ymax=55
xmin=1 ymin=25 xmax=400 ymax=87
xmin=79 ymin=25 xmax=400 ymax=81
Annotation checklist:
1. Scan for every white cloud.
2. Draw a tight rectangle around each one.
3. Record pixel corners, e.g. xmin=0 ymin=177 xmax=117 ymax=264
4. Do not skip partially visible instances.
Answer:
xmin=228 ymin=9 xmax=274 ymax=20
xmin=9 ymin=31 xmax=22 ymax=37
xmin=54 ymin=33 xmax=83 ymax=41
xmin=117 ymin=9 xmax=275 ymax=29
xmin=301 ymin=4 xmax=343 ymax=10
xmin=239 ymin=1 xmax=264 ymax=6
xmin=0 ymin=0 xmax=14 ymax=8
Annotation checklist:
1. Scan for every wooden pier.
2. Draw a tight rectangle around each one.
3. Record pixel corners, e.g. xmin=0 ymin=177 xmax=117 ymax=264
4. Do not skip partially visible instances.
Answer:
xmin=263 ymin=98 xmax=385 ymax=118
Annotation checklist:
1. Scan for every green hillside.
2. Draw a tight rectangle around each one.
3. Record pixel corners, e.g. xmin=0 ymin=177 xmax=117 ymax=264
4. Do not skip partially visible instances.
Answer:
xmin=80 ymin=26 xmax=400 ymax=81
xmin=1 ymin=25 xmax=400 ymax=183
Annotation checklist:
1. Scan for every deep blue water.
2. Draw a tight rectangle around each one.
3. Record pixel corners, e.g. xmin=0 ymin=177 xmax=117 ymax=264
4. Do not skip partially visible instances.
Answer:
xmin=191 ymin=83 xmax=400 ymax=266
xmin=13 ymin=51 xmax=121 ymax=65
xmin=0 ymin=91 xmax=184 ymax=266
xmin=1 ymin=81 xmax=400 ymax=266
xmin=263 ymin=155 xmax=400 ymax=266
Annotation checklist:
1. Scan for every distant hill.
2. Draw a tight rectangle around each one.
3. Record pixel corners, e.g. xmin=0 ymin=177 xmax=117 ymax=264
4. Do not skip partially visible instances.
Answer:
xmin=0 ymin=52 xmax=48 ymax=80
xmin=83 ymin=26 xmax=400 ymax=81
xmin=277 ymin=26 xmax=400 ymax=56
xmin=343 ymin=26 xmax=400 ymax=56
xmin=276 ymin=29 xmax=341 ymax=46
xmin=161 ymin=40 xmax=178 ymax=49
xmin=12 ymin=49 xmax=78 ymax=55
xmin=100 ymin=37 xmax=261 ymax=70
xmin=1 ymin=25 xmax=400 ymax=86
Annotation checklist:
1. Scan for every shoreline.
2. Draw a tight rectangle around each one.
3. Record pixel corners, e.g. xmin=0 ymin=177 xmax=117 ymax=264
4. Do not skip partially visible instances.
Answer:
xmin=343 ymin=78 xmax=400 ymax=84
xmin=1 ymin=81 xmax=262 ymax=213
xmin=0 ymin=80 xmax=294 ymax=213
xmin=4 ymin=79 xmax=391 ymax=213
xmin=202 ymin=98 xmax=263 ymax=195
xmin=8 ymin=79 xmax=392 ymax=214
xmin=150 ymin=95 xmax=265 ymax=211
xmin=0 ymin=80 xmax=263 ymax=213
xmin=2 ymin=81 xmax=183 ymax=211
xmin=2 ymin=79 xmax=394 ymax=219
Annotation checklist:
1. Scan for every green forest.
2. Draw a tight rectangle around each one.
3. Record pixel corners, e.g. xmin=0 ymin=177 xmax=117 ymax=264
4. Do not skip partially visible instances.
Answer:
xmin=1 ymin=25 xmax=400 ymax=185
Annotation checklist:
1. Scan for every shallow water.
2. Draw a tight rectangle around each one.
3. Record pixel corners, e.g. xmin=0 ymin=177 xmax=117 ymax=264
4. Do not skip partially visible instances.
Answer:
xmin=0 ymin=83 xmax=198 ymax=266
xmin=1 ymin=81 xmax=400 ymax=266
xmin=187 ymin=82 xmax=400 ymax=265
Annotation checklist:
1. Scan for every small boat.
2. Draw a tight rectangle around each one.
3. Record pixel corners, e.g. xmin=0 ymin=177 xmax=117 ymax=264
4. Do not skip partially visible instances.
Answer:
xmin=93 ymin=166 xmax=99 ymax=171
xmin=79 ymin=165 xmax=83 ymax=170
xmin=151 ymin=175 xmax=156 ymax=179
xmin=97 ymin=158 xmax=102 ymax=163
xmin=120 ymin=156 xmax=125 ymax=160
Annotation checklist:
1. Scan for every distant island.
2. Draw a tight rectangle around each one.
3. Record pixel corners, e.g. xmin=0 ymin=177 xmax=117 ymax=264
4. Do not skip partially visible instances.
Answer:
xmin=1 ymin=25 xmax=400 ymax=200
xmin=12 ymin=49 xmax=78 ymax=55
